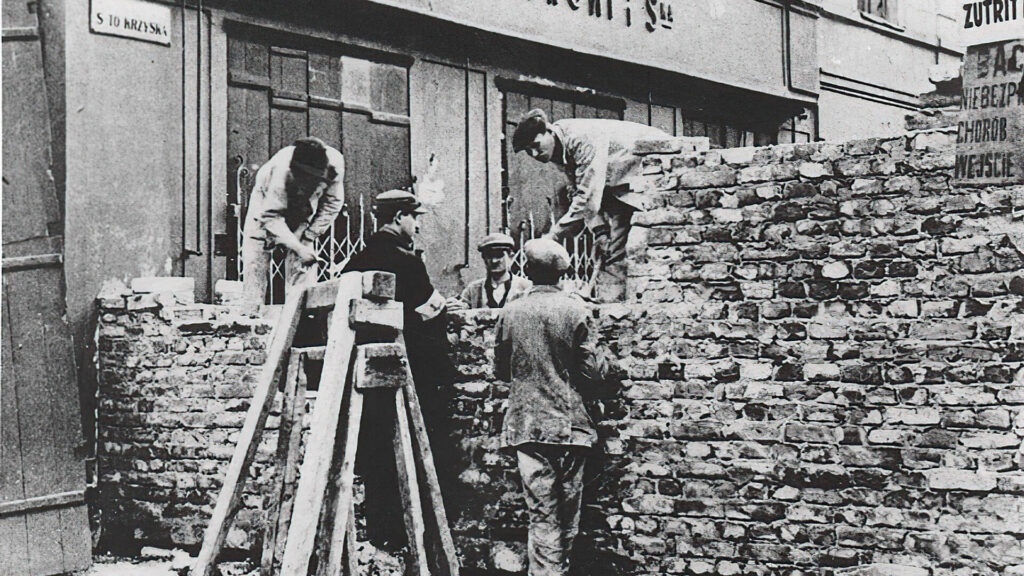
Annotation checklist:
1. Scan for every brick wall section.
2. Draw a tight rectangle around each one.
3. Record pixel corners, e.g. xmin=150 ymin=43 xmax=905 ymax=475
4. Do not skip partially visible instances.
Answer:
xmin=95 ymin=278 xmax=277 ymax=551
xmin=95 ymin=132 xmax=1024 ymax=575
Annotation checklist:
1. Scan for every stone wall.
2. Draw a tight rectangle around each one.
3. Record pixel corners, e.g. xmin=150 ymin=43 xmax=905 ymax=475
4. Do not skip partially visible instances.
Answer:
xmin=95 ymin=132 xmax=1024 ymax=575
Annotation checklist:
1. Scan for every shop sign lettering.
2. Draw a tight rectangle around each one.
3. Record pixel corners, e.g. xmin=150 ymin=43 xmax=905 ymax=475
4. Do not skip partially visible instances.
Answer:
xmin=531 ymin=0 xmax=676 ymax=32
xmin=90 ymin=0 xmax=172 ymax=46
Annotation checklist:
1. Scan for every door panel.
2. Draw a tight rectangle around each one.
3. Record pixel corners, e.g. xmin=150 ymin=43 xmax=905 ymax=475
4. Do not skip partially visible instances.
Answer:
xmin=2 ymin=0 xmax=90 ymax=571
xmin=410 ymin=61 xmax=469 ymax=292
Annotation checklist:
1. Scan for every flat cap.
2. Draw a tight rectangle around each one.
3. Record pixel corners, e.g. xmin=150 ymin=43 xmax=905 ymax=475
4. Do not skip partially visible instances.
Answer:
xmin=524 ymin=238 xmax=570 ymax=273
xmin=373 ymin=189 xmax=427 ymax=214
xmin=290 ymin=137 xmax=331 ymax=180
xmin=477 ymin=232 xmax=515 ymax=252
xmin=512 ymin=108 xmax=550 ymax=153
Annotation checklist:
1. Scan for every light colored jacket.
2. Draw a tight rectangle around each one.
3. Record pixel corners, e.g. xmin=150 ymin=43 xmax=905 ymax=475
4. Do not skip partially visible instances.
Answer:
xmin=242 ymin=145 xmax=345 ymax=244
xmin=495 ymin=285 xmax=608 ymax=448
xmin=549 ymin=119 xmax=671 ymax=238
xmin=459 ymin=275 xmax=532 ymax=309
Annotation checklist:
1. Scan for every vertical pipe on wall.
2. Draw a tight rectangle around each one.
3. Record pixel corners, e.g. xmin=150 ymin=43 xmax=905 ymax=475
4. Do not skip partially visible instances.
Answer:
xmin=483 ymin=73 xmax=490 ymax=233
xmin=195 ymin=0 xmax=203 ymax=255
xmin=179 ymin=0 xmax=188 ymax=268
xmin=463 ymin=62 xmax=471 ymax=266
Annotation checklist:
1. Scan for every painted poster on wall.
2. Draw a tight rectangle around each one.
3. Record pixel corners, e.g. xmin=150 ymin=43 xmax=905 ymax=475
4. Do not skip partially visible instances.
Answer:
xmin=955 ymin=2 xmax=1024 ymax=185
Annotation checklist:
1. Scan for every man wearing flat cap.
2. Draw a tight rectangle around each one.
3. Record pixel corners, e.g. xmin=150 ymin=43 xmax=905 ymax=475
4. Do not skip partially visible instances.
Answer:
xmin=241 ymin=136 xmax=345 ymax=305
xmin=343 ymin=189 xmax=455 ymax=546
xmin=495 ymin=238 xmax=609 ymax=576
xmin=512 ymin=109 xmax=670 ymax=301
xmin=451 ymin=232 xmax=532 ymax=310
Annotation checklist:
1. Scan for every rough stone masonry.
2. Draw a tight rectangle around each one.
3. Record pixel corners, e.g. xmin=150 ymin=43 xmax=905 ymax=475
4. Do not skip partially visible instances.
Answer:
xmin=96 ymin=129 xmax=1024 ymax=575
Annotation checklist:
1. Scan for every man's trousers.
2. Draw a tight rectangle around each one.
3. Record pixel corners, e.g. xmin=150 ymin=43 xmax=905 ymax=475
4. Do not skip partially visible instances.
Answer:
xmin=516 ymin=443 xmax=587 ymax=576
xmin=241 ymin=236 xmax=317 ymax=305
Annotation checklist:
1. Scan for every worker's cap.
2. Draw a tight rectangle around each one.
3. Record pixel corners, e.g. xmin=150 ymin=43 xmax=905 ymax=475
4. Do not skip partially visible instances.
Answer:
xmin=373 ymin=189 xmax=428 ymax=215
xmin=512 ymin=108 xmax=550 ymax=153
xmin=477 ymin=233 xmax=515 ymax=253
xmin=289 ymin=137 xmax=331 ymax=181
xmin=523 ymin=238 xmax=570 ymax=273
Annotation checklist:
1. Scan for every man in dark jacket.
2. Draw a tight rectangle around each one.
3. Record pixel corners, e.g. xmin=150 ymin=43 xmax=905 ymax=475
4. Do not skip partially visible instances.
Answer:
xmin=343 ymin=189 xmax=455 ymax=546
xmin=495 ymin=238 xmax=609 ymax=576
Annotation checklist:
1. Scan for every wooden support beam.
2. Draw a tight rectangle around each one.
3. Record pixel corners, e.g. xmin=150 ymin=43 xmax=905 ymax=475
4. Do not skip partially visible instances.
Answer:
xmin=279 ymin=273 xmax=363 ymax=576
xmin=306 ymin=271 xmax=396 ymax=310
xmin=291 ymin=346 xmax=326 ymax=362
xmin=192 ymin=289 xmax=307 ymax=576
xmin=400 ymin=357 xmax=461 ymax=576
xmin=261 ymin=350 xmax=306 ymax=576
xmin=305 ymin=278 xmax=342 ymax=310
xmin=349 ymin=299 xmax=403 ymax=332
xmin=319 ymin=384 xmax=365 ymax=576
xmin=393 ymin=388 xmax=430 ymax=576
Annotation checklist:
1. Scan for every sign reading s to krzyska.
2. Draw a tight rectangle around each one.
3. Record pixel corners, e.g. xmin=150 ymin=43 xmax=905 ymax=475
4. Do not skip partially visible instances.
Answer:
xmin=955 ymin=2 xmax=1024 ymax=184
xmin=90 ymin=0 xmax=172 ymax=46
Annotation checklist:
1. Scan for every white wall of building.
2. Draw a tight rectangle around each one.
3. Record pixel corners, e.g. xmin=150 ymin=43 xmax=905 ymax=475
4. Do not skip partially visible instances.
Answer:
xmin=815 ymin=0 xmax=963 ymax=141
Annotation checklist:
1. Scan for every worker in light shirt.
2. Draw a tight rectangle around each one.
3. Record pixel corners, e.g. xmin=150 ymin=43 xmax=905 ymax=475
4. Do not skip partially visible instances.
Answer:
xmin=240 ymin=136 xmax=345 ymax=305
xmin=512 ymin=109 xmax=671 ymax=301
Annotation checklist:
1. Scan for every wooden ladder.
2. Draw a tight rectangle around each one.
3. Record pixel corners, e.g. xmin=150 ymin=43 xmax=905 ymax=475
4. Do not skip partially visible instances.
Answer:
xmin=191 ymin=272 xmax=460 ymax=576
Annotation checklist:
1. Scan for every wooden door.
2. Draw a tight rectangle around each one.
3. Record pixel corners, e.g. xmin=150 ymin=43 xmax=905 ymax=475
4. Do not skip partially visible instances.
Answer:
xmin=1 ymin=0 xmax=92 ymax=574
xmin=225 ymin=24 xmax=411 ymax=303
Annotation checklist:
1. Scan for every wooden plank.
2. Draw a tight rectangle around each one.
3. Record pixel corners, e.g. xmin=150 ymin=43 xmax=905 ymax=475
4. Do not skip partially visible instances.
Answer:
xmin=0 ymin=490 xmax=84 ymax=517
xmin=58 ymin=502 xmax=92 ymax=572
xmin=393 ymin=388 xmax=430 ymax=576
xmin=279 ymin=272 xmax=362 ymax=576
xmin=0 ymin=515 xmax=30 ymax=576
xmin=349 ymin=299 xmax=403 ymax=331
xmin=307 ymin=271 xmax=392 ymax=310
xmin=191 ymin=288 xmax=307 ymax=576
xmin=292 ymin=345 xmax=326 ymax=362
xmin=306 ymin=278 xmax=342 ymax=310
xmin=261 ymin=351 xmax=303 ymax=576
xmin=345 ymin=500 xmax=358 ymax=576
xmin=5 ymin=269 xmax=62 ymax=499
xmin=270 ymin=356 xmax=309 ymax=575
xmin=2 ymin=11 xmax=61 ymax=245
xmin=319 ymin=383 xmax=365 ymax=576
xmin=26 ymin=508 xmax=64 ymax=575
xmin=1 ymin=253 xmax=61 ymax=271
xmin=400 ymin=353 xmax=460 ymax=576
xmin=0 ymin=284 xmax=26 ymax=504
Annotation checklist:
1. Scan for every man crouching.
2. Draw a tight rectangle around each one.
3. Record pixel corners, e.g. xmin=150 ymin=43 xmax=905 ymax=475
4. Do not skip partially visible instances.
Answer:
xmin=494 ymin=238 xmax=609 ymax=576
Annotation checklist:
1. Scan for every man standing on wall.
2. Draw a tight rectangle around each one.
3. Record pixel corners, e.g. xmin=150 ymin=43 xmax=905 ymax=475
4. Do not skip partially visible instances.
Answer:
xmin=511 ymin=109 xmax=671 ymax=301
xmin=241 ymin=136 xmax=345 ymax=305
xmin=495 ymin=238 xmax=609 ymax=576
xmin=342 ymin=189 xmax=455 ymax=546
xmin=448 ymin=232 xmax=532 ymax=310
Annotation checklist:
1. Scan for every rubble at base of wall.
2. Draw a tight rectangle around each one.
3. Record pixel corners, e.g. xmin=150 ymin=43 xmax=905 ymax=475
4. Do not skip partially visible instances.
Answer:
xmin=96 ymin=133 xmax=1024 ymax=575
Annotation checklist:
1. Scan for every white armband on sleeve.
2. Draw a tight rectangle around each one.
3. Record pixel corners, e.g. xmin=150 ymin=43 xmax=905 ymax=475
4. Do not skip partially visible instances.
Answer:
xmin=415 ymin=290 xmax=446 ymax=321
